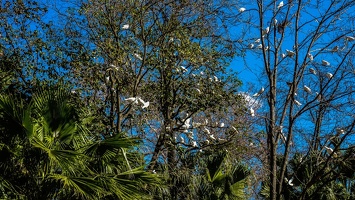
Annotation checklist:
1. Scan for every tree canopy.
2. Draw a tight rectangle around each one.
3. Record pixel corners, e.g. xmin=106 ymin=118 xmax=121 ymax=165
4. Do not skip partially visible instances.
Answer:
xmin=1 ymin=0 xmax=355 ymax=199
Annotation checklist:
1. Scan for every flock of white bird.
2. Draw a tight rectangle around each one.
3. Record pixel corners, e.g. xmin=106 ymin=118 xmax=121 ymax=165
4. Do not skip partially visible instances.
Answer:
xmin=119 ymin=3 xmax=351 ymax=156
xmin=239 ymin=1 xmax=284 ymax=13
xmin=124 ymin=97 xmax=150 ymax=109
xmin=247 ymin=31 xmax=355 ymax=111
xmin=168 ymin=114 xmax=228 ymax=148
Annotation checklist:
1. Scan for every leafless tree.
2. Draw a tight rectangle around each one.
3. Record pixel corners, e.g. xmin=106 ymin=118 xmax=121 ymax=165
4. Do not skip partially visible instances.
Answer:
xmin=236 ymin=0 xmax=355 ymax=199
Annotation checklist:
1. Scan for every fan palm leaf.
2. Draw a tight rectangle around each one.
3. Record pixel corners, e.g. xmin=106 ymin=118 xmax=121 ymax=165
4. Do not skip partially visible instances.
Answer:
xmin=1 ymin=87 xmax=162 ymax=199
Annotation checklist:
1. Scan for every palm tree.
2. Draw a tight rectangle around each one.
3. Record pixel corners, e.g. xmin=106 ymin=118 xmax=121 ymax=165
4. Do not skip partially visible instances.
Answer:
xmin=0 ymin=86 xmax=161 ymax=199
xmin=194 ymin=150 xmax=251 ymax=200
xmin=260 ymin=151 xmax=355 ymax=200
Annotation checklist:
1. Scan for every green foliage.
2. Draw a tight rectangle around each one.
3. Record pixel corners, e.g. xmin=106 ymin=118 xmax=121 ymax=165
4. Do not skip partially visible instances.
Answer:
xmin=0 ymin=86 xmax=161 ymax=199
xmin=184 ymin=150 xmax=251 ymax=200
xmin=260 ymin=152 xmax=355 ymax=200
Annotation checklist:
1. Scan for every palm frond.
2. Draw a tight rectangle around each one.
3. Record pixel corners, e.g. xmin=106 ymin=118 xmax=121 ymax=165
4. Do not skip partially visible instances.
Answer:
xmin=49 ymin=174 xmax=106 ymax=199
xmin=0 ymin=94 xmax=23 ymax=126
xmin=84 ymin=135 xmax=140 ymax=157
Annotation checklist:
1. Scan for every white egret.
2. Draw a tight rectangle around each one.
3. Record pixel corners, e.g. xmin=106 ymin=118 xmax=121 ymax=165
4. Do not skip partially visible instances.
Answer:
xmin=304 ymin=85 xmax=312 ymax=94
xmin=331 ymin=46 xmax=339 ymax=52
xmin=195 ymin=88 xmax=201 ymax=94
xmin=200 ymin=71 xmax=204 ymax=75
xmin=274 ymin=19 xmax=278 ymax=25
xmin=122 ymin=24 xmax=129 ymax=29
xmin=281 ymin=53 xmax=286 ymax=58
xmin=248 ymin=43 xmax=254 ymax=49
xmin=263 ymin=27 xmax=270 ymax=35
xmin=239 ymin=7 xmax=246 ymax=12
xmin=134 ymin=53 xmax=143 ymax=61
xmin=105 ymin=76 xmax=110 ymax=83
xmin=322 ymin=60 xmax=330 ymax=66
xmin=286 ymin=49 xmax=295 ymax=57
xmin=213 ymin=76 xmax=219 ymax=82
xmin=208 ymin=134 xmax=216 ymax=140
xmin=183 ymin=118 xmax=191 ymax=129
xmin=325 ymin=146 xmax=337 ymax=157
xmin=110 ymin=64 xmax=118 ymax=70
xmin=264 ymin=46 xmax=269 ymax=51
xmin=255 ymin=38 xmax=261 ymax=43
xmin=142 ymin=100 xmax=150 ymax=109
xmin=281 ymin=133 xmax=287 ymax=143
xmin=285 ymin=177 xmax=294 ymax=186
xmin=253 ymin=87 xmax=265 ymax=97
xmin=277 ymin=1 xmax=284 ymax=9
xmin=307 ymin=53 xmax=314 ymax=61
xmin=180 ymin=66 xmax=188 ymax=73
xmin=326 ymin=72 xmax=333 ymax=79
xmin=256 ymin=44 xmax=263 ymax=49
xmin=345 ymin=36 xmax=355 ymax=41
xmin=203 ymin=127 xmax=210 ymax=135
xmin=336 ymin=128 xmax=345 ymax=134
xmin=309 ymin=68 xmax=317 ymax=75
xmin=71 ymin=90 xmax=76 ymax=94
xmin=294 ymin=100 xmax=302 ymax=106
xmin=315 ymin=92 xmax=322 ymax=101
xmin=249 ymin=107 xmax=255 ymax=117
xmin=180 ymin=136 xmax=185 ymax=144
xmin=219 ymin=122 xmax=225 ymax=128
xmin=137 ymin=97 xmax=149 ymax=108
xmin=218 ymin=138 xmax=226 ymax=142
xmin=125 ymin=97 xmax=138 ymax=104
xmin=279 ymin=126 xmax=287 ymax=143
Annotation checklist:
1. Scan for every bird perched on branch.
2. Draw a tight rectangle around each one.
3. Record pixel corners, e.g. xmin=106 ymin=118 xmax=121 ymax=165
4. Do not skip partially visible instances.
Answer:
xmin=345 ymin=36 xmax=355 ymax=41
xmin=286 ymin=49 xmax=295 ymax=57
xmin=253 ymin=87 xmax=265 ymax=97
xmin=322 ymin=60 xmax=330 ymax=66
xmin=304 ymin=85 xmax=312 ymax=94
xmin=262 ymin=27 xmax=270 ymax=35
xmin=326 ymin=72 xmax=333 ymax=79
xmin=331 ymin=46 xmax=339 ymax=52
xmin=277 ymin=1 xmax=284 ymax=9
xmin=307 ymin=53 xmax=314 ymax=61
xmin=309 ymin=68 xmax=317 ymax=75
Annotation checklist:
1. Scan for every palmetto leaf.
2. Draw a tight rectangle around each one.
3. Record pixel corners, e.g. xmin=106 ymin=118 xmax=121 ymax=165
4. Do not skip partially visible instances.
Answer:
xmin=97 ymin=167 xmax=161 ymax=199
xmin=0 ymin=94 xmax=24 ymax=128
xmin=84 ymin=134 xmax=140 ymax=157
xmin=49 ymin=174 xmax=106 ymax=199
xmin=201 ymin=151 xmax=250 ymax=199
xmin=0 ymin=87 xmax=162 ymax=198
